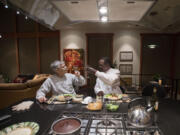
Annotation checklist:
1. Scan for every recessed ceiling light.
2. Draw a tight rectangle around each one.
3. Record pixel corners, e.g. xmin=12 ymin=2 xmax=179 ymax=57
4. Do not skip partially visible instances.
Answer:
xmin=4 ymin=5 xmax=8 ymax=8
xmin=25 ymin=16 xmax=28 ymax=20
xmin=16 ymin=11 xmax=20 ymax=15
xmin=99 ymin=7 xmax=107 ymax=14
xmin=0 ymin=34 xmax=2 ymax=38
xmin=148 ymin=44 xmax=157 ymax=49
xmin=101 ymin=16 xmax=108 ymax=22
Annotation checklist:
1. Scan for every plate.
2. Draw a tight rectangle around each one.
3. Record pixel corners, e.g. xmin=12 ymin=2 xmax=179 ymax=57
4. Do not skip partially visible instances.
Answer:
xmin=104 ymin=94 xmax=122 ymax=100
xmin=0 ymin=122 xmax=39 ymax=135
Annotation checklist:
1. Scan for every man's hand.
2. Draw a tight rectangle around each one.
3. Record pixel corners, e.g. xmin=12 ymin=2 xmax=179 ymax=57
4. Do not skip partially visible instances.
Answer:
xmin=74 ymin=70 xmax=81 ymax=77
xmin=87 ymin=67 xmax=97 ymax=74
xmin=97 ymin=91 xmax=104 ymax=96
xmin=38 ymin=97 xmax=47 ymax=103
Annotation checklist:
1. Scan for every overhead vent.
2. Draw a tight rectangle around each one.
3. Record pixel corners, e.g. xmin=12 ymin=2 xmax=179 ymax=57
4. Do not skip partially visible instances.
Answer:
xmin=7 ymin=0 xmax=60 ymax=29
xmin=149 ymin=11 xmax=158 ymax=16
xmin=71 ymin=1 xmax=79 ymax=4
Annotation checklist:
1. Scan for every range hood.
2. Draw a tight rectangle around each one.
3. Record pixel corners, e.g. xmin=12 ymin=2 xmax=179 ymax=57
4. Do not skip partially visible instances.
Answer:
xmin=7 ymin=0 xmax=60 ymax=30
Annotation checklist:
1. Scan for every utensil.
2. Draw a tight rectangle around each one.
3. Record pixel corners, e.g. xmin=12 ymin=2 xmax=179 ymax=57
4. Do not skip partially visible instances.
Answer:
xmin=127 ymin=97 xmax=154 ymax=128
xmin=0 ymin=115 xmax=11 ymax=122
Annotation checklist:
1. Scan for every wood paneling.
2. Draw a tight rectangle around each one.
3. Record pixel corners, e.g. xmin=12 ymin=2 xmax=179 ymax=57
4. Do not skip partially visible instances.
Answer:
xmin=0 ymin=7 xmax=60 ymax=78
xmin=40 ymin=37 xmax=59 ymax=74
xmin=19 ymin=38 xmax=37 ymax=74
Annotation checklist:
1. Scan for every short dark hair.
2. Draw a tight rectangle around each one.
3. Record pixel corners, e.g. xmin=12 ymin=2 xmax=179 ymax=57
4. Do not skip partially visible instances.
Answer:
xmin=100 ymin=57 xmax=112 ymax=67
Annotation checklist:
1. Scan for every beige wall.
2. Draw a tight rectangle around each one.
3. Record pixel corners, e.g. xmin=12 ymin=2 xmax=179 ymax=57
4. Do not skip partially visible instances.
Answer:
xmin=61 ymin=29 xmax=142 ymax=73
xmin=61 ymin=29 xmax=146 ymax=87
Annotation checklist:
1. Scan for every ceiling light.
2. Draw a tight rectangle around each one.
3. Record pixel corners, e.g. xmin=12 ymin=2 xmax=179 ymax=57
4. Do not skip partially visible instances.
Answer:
xmin=101 ymin=16 xmax=108 ymax=22
xmin=99 ymin=7 xmax=107 ymax=14
xmin=25 ymin=16 xmax=28 ymax=20
xmin=4 ymin=5 xmax=8 ymax=8
xmin=16 ymin=11 xmax=20 ymax=15
xmin=148 ymin=44 xmax=157 ymax=49
xmin=0 ymin=34 xmax=2 ymax=38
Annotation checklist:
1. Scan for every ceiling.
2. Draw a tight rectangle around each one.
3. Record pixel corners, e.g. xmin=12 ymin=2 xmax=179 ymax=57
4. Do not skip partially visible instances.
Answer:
xmin=52 ymin=0 xmax=180 ymax=32
xmin=52 ymin=0 xmax=154 ymax=22
xmin=4 ymin=0 xmax=180 ymax=32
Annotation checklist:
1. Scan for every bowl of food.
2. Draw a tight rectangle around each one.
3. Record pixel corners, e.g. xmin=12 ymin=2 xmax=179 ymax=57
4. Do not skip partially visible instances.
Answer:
xmin=106 ymin=103 xmax=119 ymax=112
xmin=86 ymin=101 xmax=103 ymax=111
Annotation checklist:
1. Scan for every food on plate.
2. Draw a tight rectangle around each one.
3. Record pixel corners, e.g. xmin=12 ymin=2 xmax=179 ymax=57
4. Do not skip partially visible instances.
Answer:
xmin=55 ymin=94 xmax=73 ymax=102
xmin=63 ymin=94 xmax=73 ymax=101
xmin=72 ymin=97 xmax=83 ymax=103
xmin=122 ymin=94 xmax=128 ymax=98
xmin=0 ymin=122 xmax=39 ymax=135
xmin=7 ymin=128 xmax=32 ymax=135
xmin=104 ymin=94 xmax=122 ymax=100
xmin=56 ymin=95 xmax=65 ymax=102
xmin=75 ymin=94 xmax=83 ymax=98
xmin=87 ymin=101 xmax=103 ymax=111
xmin=106 ymin=103 xmax=119 ymax=112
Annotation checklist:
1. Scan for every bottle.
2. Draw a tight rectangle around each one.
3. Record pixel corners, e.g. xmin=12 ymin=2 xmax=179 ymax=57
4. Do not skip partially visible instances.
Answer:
xmin=151 ymin=87 xmax=159 ymax=111
xmin=158 ymin=78 xmax=162 ymax=86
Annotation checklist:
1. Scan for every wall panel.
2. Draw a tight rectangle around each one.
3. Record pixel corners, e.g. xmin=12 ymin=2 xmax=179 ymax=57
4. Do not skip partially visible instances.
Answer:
xmin=40 ymin=37 xmax=59 ymax=73
xmin=19 ymin=38 xmax=37 ymax=74
xmin=0 ymin=5 xmax=14 ymax=32
xmin=141 ymin=35 xmax=173 ymax=76
xmin=17 ymin=15 xmax=36 ymax=32
xmin=0 ymin=38 xmax=17 ymax=80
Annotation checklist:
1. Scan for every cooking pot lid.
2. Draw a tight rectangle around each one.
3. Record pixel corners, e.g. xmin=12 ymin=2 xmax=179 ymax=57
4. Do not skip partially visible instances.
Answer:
xmin=52 ymin=118 xmax=81 ymax=134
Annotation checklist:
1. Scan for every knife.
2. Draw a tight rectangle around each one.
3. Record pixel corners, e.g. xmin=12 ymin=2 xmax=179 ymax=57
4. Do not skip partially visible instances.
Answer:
xmin=0 ymin=115 xmax=11 ymax=122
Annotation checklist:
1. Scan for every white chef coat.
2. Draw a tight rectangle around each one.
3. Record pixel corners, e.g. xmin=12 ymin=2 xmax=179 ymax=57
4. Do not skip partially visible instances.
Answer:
xmin=94 ymin=68 xmax=122 ymax=94
xmin=36 ymin=73 xmax=85 ymax=99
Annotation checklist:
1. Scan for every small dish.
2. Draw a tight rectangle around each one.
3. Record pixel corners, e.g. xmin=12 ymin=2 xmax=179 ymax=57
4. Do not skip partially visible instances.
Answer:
xmin=81 ymin=96 xmax=93 ymax=104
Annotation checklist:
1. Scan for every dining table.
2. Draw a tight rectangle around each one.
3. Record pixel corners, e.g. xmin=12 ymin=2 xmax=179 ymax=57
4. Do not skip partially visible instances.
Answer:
xmin=0 ymin=97 xmax=180 ymax=135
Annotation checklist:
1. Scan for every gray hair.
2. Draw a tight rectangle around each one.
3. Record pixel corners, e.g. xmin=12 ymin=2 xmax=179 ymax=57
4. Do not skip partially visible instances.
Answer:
xmin=50 ymin=60 xmax=65 ymax=72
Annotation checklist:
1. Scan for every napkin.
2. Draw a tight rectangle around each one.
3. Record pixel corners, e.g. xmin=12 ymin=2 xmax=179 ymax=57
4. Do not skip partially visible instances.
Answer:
xmin=12 ymin=101 xmax=34 ymax=111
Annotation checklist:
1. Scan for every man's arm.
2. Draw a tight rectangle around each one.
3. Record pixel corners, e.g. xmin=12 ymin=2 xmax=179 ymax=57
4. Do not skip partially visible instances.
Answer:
xmin=94 ymin=78 xmax=104 ymax=96
xmin=95 ymin=70 xmax=120 ymax=86
xmin=73 ymin=71 xmax=86 ymax=86
xmin=36 ymin=78 xmax=52 ymax=102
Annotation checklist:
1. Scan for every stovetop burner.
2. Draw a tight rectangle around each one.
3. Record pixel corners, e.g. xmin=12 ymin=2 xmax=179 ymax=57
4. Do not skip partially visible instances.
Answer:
xmin=43 ymin=112 xmax=163 ymax=135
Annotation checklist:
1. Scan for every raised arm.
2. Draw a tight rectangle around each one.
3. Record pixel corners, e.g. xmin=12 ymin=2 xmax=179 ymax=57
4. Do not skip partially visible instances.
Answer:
xmin=73 ymin=71 xmax=86 ymax=86
xmin=95 ymin=70 xmax=120 ymax=86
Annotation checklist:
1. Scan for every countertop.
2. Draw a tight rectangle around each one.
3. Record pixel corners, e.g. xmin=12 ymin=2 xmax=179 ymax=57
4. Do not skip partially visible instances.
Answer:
xmin=0 ymin=98 xmax=180 ymax=135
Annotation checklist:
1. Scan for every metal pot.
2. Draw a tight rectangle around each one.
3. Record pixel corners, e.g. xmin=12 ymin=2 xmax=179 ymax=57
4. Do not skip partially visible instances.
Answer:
xmin=49 ymin=117 xmax=82 ymax=135
xmin=127 ymin=97 xmax=154 ymax=128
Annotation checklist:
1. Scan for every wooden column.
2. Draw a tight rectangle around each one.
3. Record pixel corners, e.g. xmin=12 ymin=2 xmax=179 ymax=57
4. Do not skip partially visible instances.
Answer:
xmin=139 ymin=34 xmax=143 ymax=89
xmin=14 ymin=13 xmax=20 ymax=74
xmin=58 ymin=31 xmax=61 ymax=60
xmin=36 ymin=23 xmax=41 ymax=73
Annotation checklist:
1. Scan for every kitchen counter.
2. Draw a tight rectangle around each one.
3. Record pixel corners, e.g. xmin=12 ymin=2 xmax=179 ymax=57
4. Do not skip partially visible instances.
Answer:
xmin=0 ymin=98 xmax=180 ymax=135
